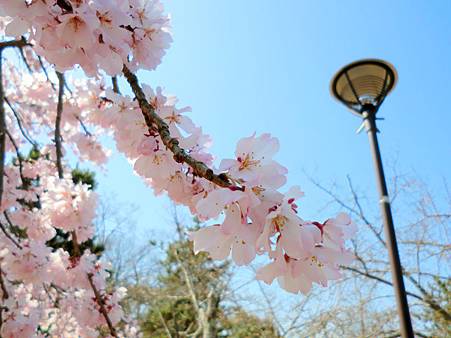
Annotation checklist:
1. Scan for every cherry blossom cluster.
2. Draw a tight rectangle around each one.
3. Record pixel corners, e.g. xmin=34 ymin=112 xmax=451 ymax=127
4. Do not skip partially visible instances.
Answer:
xmin=0 ymin=0 xmax=172 ymax=75
xmin=86 ymin=83 xmax=357 ymax=295
xmin=3 ymin=60 xmax=110 ymax=165
xmin=1 ymin=158 xmax=134 ymax=336
xmin=0 ymin=60 xmax=136 ymax=335
xmin=0 ymin=0 xmax=357 ymax=336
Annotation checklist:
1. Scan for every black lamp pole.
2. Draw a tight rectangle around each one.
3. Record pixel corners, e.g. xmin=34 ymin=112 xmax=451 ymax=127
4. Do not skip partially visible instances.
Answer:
xmin=331 ymin=60 xmax=414 ymax=338
xmin=362 ymin=105 xmax=414 ymax=338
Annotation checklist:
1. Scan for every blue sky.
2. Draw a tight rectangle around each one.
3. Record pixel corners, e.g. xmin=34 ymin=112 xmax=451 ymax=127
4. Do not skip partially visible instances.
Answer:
xmin=96 ymin=0 xmax=451 ymax=237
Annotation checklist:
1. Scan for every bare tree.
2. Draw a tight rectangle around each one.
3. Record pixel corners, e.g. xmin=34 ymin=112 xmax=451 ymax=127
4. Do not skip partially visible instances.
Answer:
xmin=299 ymin=170 xmax=450 ymax=337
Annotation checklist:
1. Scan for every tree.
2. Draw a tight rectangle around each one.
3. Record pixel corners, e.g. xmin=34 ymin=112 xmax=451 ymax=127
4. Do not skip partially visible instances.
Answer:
xmin=0 ymin=1 xmax=356 ymax=336
xmin=296 ymin=172 xmax=451 ymax=337
xmin=123 ymin=216 xmax=281 ymax=338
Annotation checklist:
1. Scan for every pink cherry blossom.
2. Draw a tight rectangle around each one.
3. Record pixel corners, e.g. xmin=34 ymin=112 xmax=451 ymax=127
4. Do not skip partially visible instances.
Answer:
xmin=0 ymin=1 xmax=357 ymax=334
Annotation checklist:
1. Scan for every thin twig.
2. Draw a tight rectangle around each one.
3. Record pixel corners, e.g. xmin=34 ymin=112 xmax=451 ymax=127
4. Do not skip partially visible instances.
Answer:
xmin=251 ymin=266 xmax=284 ymax=334
xmin=306 ymin=173 xmax=386 ymax=248
xmin=55 ymin=72 xmax=65 ymax=179
xmin=156 ymin=306 xmax=173 ymax=338
xmin=112 ymin=76 xmax=120 ymax=94
xmin=87 ymin=273 xmax=118 ymax=337
xmin=17 ymin=46 xmax=32 ymax=73
xmin=5 ymin=129 xmax=25 ymax=185
xmin=0 ymin=221 xmax=22 ymax=249
xmin=0 ymin=48 xmax=5 ymax=208
xmin=341 ymin=266 xmax=422 ymax=301
xmin=76 ymin=116 xmax=92 ymax=136
xmin=122 ymin=65 xmax=232 ymax=188
xmin=4 ymin=97 xmax=38 ymax=147
xmin=403 ymin=269 xmax=451 ymax=322
xmin=346 ymin=175 xmax=386 ymax=247
xmin=37 ymin=55 xmax=56 ymax=90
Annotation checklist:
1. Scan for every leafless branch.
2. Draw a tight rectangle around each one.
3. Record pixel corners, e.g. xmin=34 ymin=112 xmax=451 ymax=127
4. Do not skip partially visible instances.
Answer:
xmin=251 ymin=266 xmax=284 ymax=335
xmin=342 ymin=266 xmax=423 ymax=301
xmin=346 ymin=175 xmax=386 ymax=247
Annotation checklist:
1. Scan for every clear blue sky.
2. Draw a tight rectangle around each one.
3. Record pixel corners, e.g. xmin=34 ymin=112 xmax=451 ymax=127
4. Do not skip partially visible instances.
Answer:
xmin=97 ymin=1 xmax=451 ymax=236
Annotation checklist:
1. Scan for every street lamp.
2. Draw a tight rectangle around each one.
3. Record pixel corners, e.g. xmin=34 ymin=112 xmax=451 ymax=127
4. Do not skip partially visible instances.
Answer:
xmin=330 ymin=59 xmax=414 ymax=338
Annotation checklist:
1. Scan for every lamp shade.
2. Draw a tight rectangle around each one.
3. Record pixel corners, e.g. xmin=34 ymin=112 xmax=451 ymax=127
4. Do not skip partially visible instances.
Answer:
xmin=330 ymin=59 xmax=397 ymax=115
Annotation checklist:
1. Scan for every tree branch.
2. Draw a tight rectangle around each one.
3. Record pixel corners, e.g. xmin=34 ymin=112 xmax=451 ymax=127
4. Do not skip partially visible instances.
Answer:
xmin=55 ymin=72 xmax=65 ymax=179
xmin=0 ymin=267 xmax=9 ymax=300
xmin=0 ymin=221 xmax=22 ymax=249
xmin=5 ymin=129 xmax=25 ymax=185
xmin=37 ymin=55 xmax=56 ymax=90
xmin=55 ymin=72 xmax=81 ymax=257
xmin=87 ymin=273 xmax=118 ymax=337
xmin=122 ymin=65 xmax=232 ymax=188
xmin=403 ymin=270 xmax=451 ymax=322
xmin=307 ymin=174 xmax=387 ymax=247
xmin=76 ymin=116 xmax=92 ymax=136
xmin=0 ymin=39 xmax=31 ymax=50
xmin=0 ymin=48 xmax=5 ymax=209
xmin=342 ymin=266 xmax=423 ymax=301
xmin=4 ymin=97 xmax=38 ymax=147
xmin=346 ymin=175 xmax=386 ymax=247
xmin=112 ymin=76 xmax=120 ymax=94
xmin=156 ymin=306 xmax=173 ymax=338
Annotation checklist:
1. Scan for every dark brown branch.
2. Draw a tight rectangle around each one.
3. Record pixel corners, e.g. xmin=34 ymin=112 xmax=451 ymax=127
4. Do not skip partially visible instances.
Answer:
xmin=56 ymin=0 xmax=73 ymax=12
xmin=55 ymin=72 xmax=65 ymax=179
xmin=112 ymin=76 xmax=120 ymax=94
xmin=87 ymin=273 xmax=118 ymax=337
xmin=55 ymin=73 xmax=81 ymax=257
xmin=0 ymin=48 xmax=5 ymax=208
xmin=71 ymin=231 xmax=80 ymax=257
xmin=122 ymin=65 xmax=232 ymax=188
xmin=0 ymin=266 xmax=9 ymax=330
xmin=0 ymin=39 xmax=31 ymax=50
xmin=0 ymin=267 xmax=8 ymax=300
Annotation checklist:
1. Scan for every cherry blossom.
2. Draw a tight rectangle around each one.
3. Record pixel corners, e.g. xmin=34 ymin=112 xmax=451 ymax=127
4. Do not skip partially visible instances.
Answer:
xmin=0 ymin=0 xmax=357 ymax=335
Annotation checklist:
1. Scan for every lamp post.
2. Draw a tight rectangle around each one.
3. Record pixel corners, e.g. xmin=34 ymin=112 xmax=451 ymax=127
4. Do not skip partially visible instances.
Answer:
xmin=330 ymin=59 xmax=414 ymax=338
